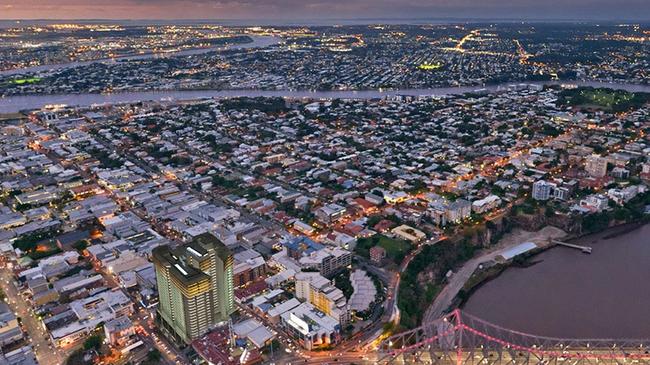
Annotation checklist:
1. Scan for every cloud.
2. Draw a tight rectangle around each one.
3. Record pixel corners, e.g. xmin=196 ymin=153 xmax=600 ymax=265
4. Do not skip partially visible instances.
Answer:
xmin=0 ymin=0 xmax=648 ymax=20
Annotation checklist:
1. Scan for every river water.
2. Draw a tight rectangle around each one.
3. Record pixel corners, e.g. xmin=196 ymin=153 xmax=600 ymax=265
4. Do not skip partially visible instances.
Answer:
xmin=0 ymin=81 xmax=649 ymax=114
xmin=463 ymin=224 xmax=650 ymax=339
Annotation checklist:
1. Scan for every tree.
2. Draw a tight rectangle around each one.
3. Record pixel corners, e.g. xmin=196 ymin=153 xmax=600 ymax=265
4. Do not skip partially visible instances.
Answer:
xmin=263 ymin=339 xmax=282 ymax=356
xmin=545 ymin=207 xmax=555 ymax=218
xmin=581 ymin=211 xmax=611 ymax=233
xmin=147 ymin=349 xmax=161 ymax=362
xmin=64 ymin=349 xmax=90 ymax=365
xmin=613 ymin=207 xmax=631 ymax=221
xmin=72 ymin=240 xmax=88 ymax=252
xmin=333 ymin=270 xmax=354 ymax=299
xmin=366 ymin=215 xmax=382 ymax=228
xmin=83 ymin=334 xmax=102 ymax=351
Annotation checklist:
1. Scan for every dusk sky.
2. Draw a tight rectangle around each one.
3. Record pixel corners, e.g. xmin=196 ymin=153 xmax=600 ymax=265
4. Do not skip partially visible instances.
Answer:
xmin=1 ymin=0 xmax=650 ymax=21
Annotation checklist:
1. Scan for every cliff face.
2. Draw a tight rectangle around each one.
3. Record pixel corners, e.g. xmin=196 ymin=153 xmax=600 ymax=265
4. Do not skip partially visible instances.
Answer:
xmin=511 ymin=211 xmax=581 ymax=235
xmin=547 ymin=214 xmax=582 ymax=233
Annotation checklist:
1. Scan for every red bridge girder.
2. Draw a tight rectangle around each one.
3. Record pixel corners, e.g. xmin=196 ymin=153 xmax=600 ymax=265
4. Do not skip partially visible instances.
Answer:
xmin=378 ymin=309 xmax=650 ymax=365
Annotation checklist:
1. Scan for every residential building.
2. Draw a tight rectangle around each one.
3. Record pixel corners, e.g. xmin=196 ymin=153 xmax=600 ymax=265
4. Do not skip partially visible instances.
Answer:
xmin=471 ymin=195 xmax=501 ymax=214
xmin=104 ymin=316 xmax=135 ymax=348
xmin=585 ymin=154 xmax=608 ymax=177
xmin=608 ymin=185 xmax=644 ymax=205
xmin=285 ymin=237 xmax=352 ymax=277
xmin=446 ymin=199 xmax=471 ymax=223
xmin=0 ymin=302 xmax=23 ymax=347
xmin=48 ymin=289 xmax=133 ymax=348
xmin=153 ymin=233 xmax=235 ymax=344
xmin=349 ymin=270 xmax=377 ymax=313
xmin=295 ymin=272 xmax=350 ymax=325
xmin=314 ymin=203 xmax=347 ymax=223
xmin=233 ymin=250 xmax=266 ymax=288
xmin=611 ymin=167 xmax=630 ymax=179
xmin=532 ymin=180 xmax=553 ymax=201
xmin=553 ymin=186 xmax=571 ymax=201
xmin=579 ymin=194 xmax=609 ymax=212
xmin=0 ymin=346 xmax=38 ymax=365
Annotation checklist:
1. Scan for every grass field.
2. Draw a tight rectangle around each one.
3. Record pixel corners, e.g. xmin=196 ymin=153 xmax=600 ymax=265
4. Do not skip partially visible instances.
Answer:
xmin=418 ymin=62 xmax=443 ymax=70
xmin=580 ymin=89 xmax=630 ymax=108
xmin=12 ymin=77 xmax=41 ymax=85
xmin=356 ymin=234 xmax=411 ymax=264
xmin=376 ymin=235 xmax=410 ymax=257
xmin=559 ymin=87 xmax=650 ymax=112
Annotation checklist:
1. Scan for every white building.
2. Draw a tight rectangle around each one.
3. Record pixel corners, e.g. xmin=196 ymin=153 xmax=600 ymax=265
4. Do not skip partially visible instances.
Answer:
xmin=446 ymin=199 xmax=472 ymax=223
xmin=553 ymin=186 xmax=571 ymax=201
xmin=314 ymin=203 xmax=347 ymax=223
xmin=532 ymin=180 xmax=553 ymax=201
xmin=349 ymin=270 xmax=376 ymax=313
xmin=607 ymin=185 xmax=644 ymax=205
xmin=299 ymin=247 xmax=352 ymax=277
xmin=280 ymin=302 xmax=341 ymax=350
xmin=471 ymin=195 xmax=502 ymax=214
xmin=579 ymin=194 xmax=609 ymax=212
xmin=49 ymin=289 xmax=133 ymax=347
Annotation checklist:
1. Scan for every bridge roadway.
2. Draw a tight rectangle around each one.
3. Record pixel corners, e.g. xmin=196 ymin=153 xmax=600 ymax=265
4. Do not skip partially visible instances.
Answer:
xmin=379 ymin=349 xmax=650 ymax=365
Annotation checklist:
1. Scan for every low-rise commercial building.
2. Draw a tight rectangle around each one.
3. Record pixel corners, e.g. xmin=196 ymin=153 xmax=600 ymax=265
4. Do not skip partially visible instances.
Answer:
xmin=280 ymin=302 xmax=341 ymax=350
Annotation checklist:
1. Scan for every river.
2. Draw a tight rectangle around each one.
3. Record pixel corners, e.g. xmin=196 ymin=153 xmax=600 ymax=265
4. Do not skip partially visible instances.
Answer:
xmin=462 ymin=224 xmax=650 ymax=339
xmin=0 ymin=81 xmax=649 ymax=114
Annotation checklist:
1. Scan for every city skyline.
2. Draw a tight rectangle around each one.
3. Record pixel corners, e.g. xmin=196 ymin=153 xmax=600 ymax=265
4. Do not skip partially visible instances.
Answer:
xmin=1 ymin=0 xmax=650 ymax=21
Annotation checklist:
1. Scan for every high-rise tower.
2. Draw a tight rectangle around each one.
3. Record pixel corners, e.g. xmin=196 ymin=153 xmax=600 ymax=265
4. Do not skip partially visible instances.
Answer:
xmin=153 ymin=233 xmax=235 ymax=344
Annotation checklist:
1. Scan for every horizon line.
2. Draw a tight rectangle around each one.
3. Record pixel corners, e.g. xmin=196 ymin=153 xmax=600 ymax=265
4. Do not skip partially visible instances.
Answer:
xmin=0 ymin=17 xmax=649 ymax=23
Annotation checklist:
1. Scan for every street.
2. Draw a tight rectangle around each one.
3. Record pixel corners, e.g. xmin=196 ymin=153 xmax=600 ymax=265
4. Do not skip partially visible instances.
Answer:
xmin=0 ymin=267 xmax=66 ymax=365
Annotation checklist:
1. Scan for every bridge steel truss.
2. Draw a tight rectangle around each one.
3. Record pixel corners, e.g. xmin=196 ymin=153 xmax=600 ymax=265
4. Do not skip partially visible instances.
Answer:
xmin=378 ymin=310 xmax=650 ymax=365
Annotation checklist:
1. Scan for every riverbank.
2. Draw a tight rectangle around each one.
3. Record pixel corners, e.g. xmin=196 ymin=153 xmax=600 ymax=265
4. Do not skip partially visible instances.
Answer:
xmin=590 ymin=221 xmax=645 ymax=240
xmin=462 ymin=221 xmax=650 ymax=338
xmin=424 ymin=216 xmax=650 ymax=325
xmin=457 ymin=221 xmax=648 ymax=310
xmin=1 ymin=81 xmax=650 ymax=114
xmin=420 ymin=226 xmax=566 ymax=325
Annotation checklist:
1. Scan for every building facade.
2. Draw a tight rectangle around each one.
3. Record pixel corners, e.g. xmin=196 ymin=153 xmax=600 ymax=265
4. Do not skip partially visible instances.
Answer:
xmin=153 ymin=233 xmax=235 ymax=344
xmin=532 ymin=180 xmax=553 ymax=201
xmin=295 ymin=272 xmax=350 ymax=325
xmin=280 ymin=302 xmax=341 ymax=350
xmin=585 ymin=155 xmax=608 ymax=177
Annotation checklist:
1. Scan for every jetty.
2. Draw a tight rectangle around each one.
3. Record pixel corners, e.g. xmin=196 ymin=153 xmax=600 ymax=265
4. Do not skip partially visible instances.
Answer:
xmin=551 ymin=240 xmax=592 ymax=254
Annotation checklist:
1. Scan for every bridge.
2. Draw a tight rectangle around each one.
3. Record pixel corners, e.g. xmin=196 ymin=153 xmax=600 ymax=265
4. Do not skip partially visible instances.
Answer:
xmin=376 ymin=309 xmax=650 ymax=364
